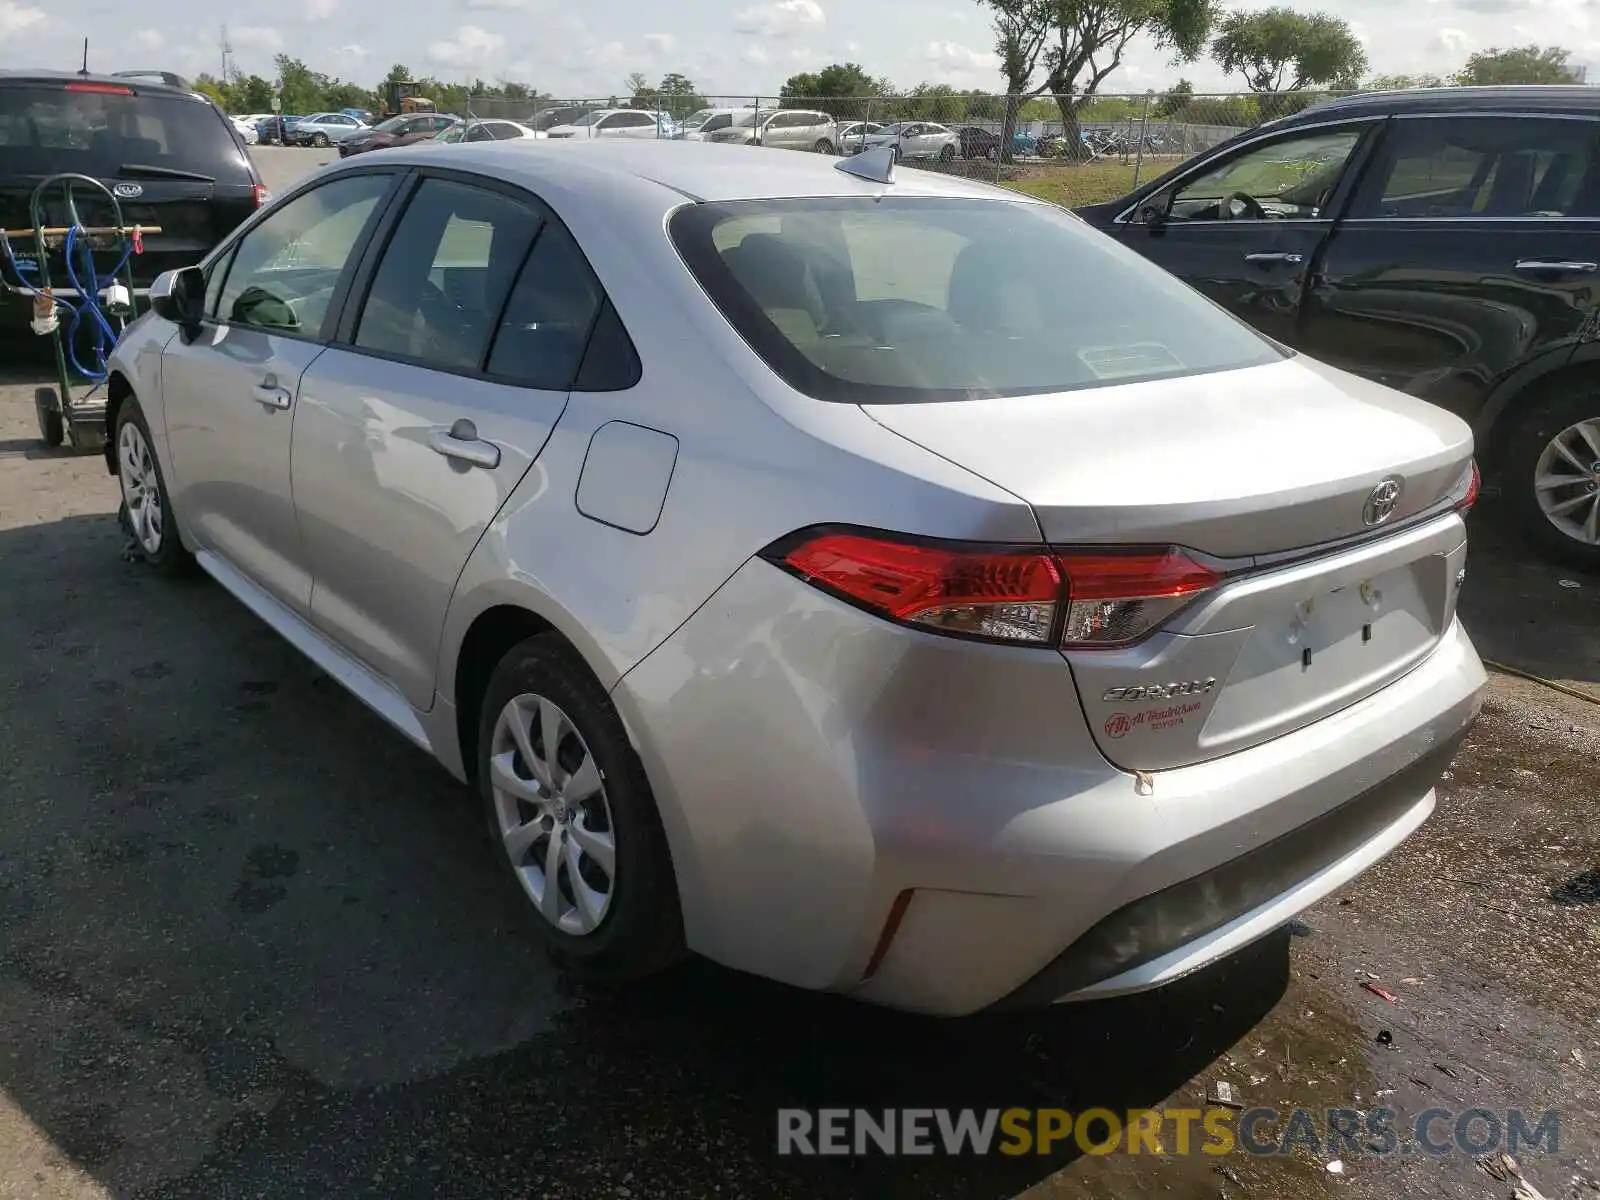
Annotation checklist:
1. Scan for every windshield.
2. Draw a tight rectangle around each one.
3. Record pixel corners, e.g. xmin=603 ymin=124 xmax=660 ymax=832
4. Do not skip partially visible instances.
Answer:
xmin=729 ymin=111 xmax=761 ymax=128
xmin=683 ymin=108 xmax=715 ymax=129
xmin=0 ymin=85 xmax=250 ymax=179
xmin=670 ymin=197 xmax=1282 ymax=404
xmin=570 ymin=111 xmax=609 ymax=127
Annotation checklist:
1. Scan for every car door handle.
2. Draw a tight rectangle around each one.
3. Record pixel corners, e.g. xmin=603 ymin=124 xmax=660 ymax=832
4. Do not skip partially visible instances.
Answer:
xmin=251 ymin=383 xmax=291 ymax=410
xmin=1244 ymin=252 xmax=1304 ymax=266
xmin=428 ymin=419 xmax=501 ymax=469
xmin=1514 ymin=259 xmax=1598 ymax=274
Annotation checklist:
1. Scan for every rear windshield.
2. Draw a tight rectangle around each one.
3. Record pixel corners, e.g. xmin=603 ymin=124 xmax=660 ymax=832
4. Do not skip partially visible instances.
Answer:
xmin=0 ymin=84 xmax=246 ymax=179
xmin=669 ymin=197 xmax=1284 ymax=403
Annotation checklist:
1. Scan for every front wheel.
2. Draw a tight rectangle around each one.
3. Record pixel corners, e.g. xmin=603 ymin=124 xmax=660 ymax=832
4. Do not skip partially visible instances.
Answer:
xmin=114 ymin=397 xmax=193 ymax=575
xmin=1504 ymin=389 xmax=1600 ymax=570
xmin=34 ymin=387 xmax=63 ymax=448
xmin=939 ymin=143 xmax=956 ymax=162
xmin=477 ymin=634 xmax=685 ymax=979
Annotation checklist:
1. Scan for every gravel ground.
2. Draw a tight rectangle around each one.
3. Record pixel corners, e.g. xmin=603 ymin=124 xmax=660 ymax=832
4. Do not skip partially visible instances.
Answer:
xmin=0 ymin=146 xmax=1596 ymax=1200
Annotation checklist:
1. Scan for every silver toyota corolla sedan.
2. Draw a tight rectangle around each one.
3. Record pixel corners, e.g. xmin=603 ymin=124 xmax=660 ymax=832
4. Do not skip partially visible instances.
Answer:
xmin=103 ymin=139 xmax=1487 ymax=1016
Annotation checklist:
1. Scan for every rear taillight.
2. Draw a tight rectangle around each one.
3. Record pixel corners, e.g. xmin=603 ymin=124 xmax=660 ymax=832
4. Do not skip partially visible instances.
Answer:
xmin=252 ymin=184 xmax=272 ymax=208
xmin=765 ymin=528 xmax=1221 ymax=649
xmin=1454 ymin=460 xmax=1480 ymax=514
xmin=66 ymin=82 xmax=134 ymax=95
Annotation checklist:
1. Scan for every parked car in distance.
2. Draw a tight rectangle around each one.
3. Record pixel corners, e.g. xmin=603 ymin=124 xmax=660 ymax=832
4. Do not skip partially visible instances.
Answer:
xmin=288 ymin=111 xmax=370 ymax=148
xmin=528 ymin=106 xmax=592 ymax=132
xmin=437 ymin=119 xmax=544 ymax=143
xmin=681 ymin=106 xmax=758 ymax=142
xmin=703 ymin=108 xmax=838 ymax=153
xmin=838 ymin=121 xmax=885 ymax=154
xmin=0 ymin=69 xmax=268 ymax=336
xmin=856 ymin=121 xmax=962 ymax=163
xmin=106 ymin=139 xmax=1484 ymax=1016
xmin=338 ymin=112 xmax=459 ymax=156
xmin=342 ymin=106 xmax=375 ymax=125
xmin=1076 ymin=84 xmax=1600 ymax=568
xmin=230 ymin=114 xmax=260 ymax=145
xmin=254 ymin=114 xmax=304 ymax=145
xmin=543 ymin=108 xmax=675 ymax=139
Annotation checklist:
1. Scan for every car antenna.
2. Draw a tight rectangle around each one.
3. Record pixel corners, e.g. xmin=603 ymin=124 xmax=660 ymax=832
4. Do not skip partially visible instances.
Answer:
xmin=835 ymin=145 xmax=894 ymax=185
xmin=79 ymin=38 xmax=90 ymax=77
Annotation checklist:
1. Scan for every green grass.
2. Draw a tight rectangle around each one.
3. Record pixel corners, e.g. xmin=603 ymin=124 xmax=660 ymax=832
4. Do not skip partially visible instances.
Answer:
xmin=999 ymin=160 xmax=1143 ymax=209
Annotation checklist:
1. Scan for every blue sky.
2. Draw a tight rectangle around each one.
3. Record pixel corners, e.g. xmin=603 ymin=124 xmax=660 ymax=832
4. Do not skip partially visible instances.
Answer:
xmin=1 ymin=0 xmax=1593 ymax=99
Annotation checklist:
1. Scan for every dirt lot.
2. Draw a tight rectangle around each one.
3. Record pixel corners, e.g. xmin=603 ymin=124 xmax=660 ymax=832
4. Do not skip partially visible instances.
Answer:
xmin=0 ymin=146 xmax=1598 ymax=1200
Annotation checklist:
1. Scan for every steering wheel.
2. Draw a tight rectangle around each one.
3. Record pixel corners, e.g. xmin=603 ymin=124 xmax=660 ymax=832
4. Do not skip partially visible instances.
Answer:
xmin=1223 ymin=191 xmax=1268 ymax=221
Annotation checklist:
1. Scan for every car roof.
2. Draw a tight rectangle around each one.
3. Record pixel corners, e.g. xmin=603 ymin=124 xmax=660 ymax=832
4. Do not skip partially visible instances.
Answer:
xmin=370 ymin=137 xmax=1045 ymax=206
xmin=1289 ymin=84 xmax=1600 ymax=124
xmin=0 ymin=68 xmax=209 ymax=102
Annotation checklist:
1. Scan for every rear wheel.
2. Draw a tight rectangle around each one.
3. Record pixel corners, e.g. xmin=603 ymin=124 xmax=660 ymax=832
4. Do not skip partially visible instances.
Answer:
xmin=813 ymin=138 xmax=835 ymax=155
xmin=312 ymin=132 xmax=330 ymax=148
xmin=1504 ymin=388 xmax=1600 ymax=571
xmin=939 ymin=143 xmax=956 ymax=162
xmin=476 ymin=634 xmax=684 ymax=979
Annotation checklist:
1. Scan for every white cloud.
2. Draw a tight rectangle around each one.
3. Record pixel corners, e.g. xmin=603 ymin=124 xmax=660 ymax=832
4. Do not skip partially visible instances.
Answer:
xmin=0 ymin=0 xmax=44 ymax=36
xmin=644 ymin=32 xmax=676 ymax=54
xmin=133 ymin=28 xmax=163 ymax=49
xmin=732 ymin=0 xmax=824 ymax=37
xmin=338 ymin=43 xmax=368 ymax=59
xmin=845 ymin=40 xmax=860 ymax=53
xmin=1435 ymin=27 xmax=1473 ymax=54
xmin=305 ymin=0 xmax=339 ymax=19
xmin=464 ymin=0 xmax=541 ymax=9
xmin=427 ymin=24 xmax=506 ymax=67
xmin=741 ymin=45 xmax=770 ymax=65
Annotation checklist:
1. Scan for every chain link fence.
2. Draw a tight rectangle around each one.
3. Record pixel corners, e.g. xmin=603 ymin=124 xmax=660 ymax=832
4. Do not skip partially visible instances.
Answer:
xmin=458 ymin=92 xmax=1339 ymax=206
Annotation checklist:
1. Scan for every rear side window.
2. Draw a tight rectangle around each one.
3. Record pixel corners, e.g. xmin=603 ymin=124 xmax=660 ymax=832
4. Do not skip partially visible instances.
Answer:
xmin=670 ymin=197 xmax=1283 ymax=404
xmin=355 ymin=177 xmax=543 ymax=372
xmin=1357 ymin=115 xmax=1600 ymax=219
xmin=0 ymin=84 xmax=246 ymax=180
xmin=486 ymin=222 xmax=608 ymax=389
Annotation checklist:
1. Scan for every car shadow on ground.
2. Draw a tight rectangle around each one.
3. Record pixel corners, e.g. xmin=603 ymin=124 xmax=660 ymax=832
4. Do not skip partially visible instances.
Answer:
xmin=0 ymin=511 xmax=1292 ymax=1199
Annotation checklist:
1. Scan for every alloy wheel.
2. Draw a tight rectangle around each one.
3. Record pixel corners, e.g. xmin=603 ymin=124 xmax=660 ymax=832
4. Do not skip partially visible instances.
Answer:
xmin=118 ymin=422 xmax=164 ymax=555
xmin=1533 ymin=416 xmax=1600 ymax=546
xmin=488 ymin=692 xmax=617 ymax=935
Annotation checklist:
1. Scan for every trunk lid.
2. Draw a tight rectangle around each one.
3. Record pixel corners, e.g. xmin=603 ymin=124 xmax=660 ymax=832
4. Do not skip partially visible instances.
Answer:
xmin=864 ymin=355 xmax=1475 ymax=772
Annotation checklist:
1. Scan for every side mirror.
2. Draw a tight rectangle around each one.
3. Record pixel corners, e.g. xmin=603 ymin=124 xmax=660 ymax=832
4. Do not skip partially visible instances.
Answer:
xmin=150 ymin=266 xmax=204 ymax=337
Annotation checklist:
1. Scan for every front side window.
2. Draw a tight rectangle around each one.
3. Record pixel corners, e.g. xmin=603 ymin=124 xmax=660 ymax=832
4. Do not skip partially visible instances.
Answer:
xmin=354 ymin=177 xmax=544 ymax=372
xmin=671 ymin=197 xmax=1282 ymax=404
xmin=216 ymin=172 xmax=392 ymax=335
xmin=1167 ymin=127 xmax=1365 ymax=221
xmin=1356 ymin=116 xmax=1600 ymax=219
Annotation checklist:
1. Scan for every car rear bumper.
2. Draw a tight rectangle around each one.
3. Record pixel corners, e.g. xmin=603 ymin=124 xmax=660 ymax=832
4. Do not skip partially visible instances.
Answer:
xmin=611 ymin=557 xmax=1486 ymax=1016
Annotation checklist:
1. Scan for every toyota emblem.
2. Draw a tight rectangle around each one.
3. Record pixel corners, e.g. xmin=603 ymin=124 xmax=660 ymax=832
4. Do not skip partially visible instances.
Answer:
xmin=1362 ymin=478 xmax=1403 ymax=526
xmin=112 ymin=182 xmax=144 ymax=199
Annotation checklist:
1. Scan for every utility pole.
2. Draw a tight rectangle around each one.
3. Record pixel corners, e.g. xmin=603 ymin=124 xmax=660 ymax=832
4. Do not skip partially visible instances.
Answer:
xmin=220 ymin=25 xmax=238 ymax=85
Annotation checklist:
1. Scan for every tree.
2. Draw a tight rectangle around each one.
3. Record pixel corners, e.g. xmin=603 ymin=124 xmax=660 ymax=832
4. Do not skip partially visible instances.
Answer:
xmin=274 ymin=54 xmax=329 ymax=114
xmin=624 ymin=72 xmax=650 ymax=99
xmin=1452 ymin=45 xmax=1583 ymax=86
xmin=1153 ymin=77 xmax=1193 ymax=119
xmin=1211 ymin=7 xmax=1367 ymax=93
xmin=780 ymin=63 xmax=888 ymax=120
xmin=656 ymin=73 xmax=707 ymax=119
xmin=982 ymin=0 xmax=1218 ymax=160
xmin=1364 ymin=72 xmax=1444 ymax=91
xmin=236 ymin=75 xmax=276 ymax=112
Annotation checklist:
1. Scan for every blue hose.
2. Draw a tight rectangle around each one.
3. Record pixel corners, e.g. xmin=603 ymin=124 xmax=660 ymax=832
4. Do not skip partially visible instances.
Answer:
xmin=1 ymin=224 xmax=134 ymax=384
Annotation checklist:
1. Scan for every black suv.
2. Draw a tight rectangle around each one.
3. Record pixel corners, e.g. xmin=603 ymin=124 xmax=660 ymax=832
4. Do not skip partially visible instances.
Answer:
xmin=1 ymin=70 xmax=266 ymax=330
xmin=1077 ymin=86 xmax=1600 ymax=568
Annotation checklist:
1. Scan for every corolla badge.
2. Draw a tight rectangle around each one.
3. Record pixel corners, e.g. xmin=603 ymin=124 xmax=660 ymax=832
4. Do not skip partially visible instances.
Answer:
xmin=1362 ymin=477 xmax=1403 ymax=526
xmin=112 ymin=182 xmax=144 ymax=199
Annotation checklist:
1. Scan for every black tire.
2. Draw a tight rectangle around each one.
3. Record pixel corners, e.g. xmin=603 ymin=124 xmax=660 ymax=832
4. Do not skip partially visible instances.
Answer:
xmin=813 ymin=138 xmax=834 ymax=155
xmin=312 ymin=132 xmax=329 ymax=148
xmin=1503 ymin=387 xmax=1600 ymax=571
xmin=476 ymin=633 xmax=685 ymax=980
xmin=113 ymin=396 xmax=194 ymax=576
xmin=34 ymin=387 xmax=63 ymax=447
xmin=939 ymin=143 xmax=956 ymax=161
